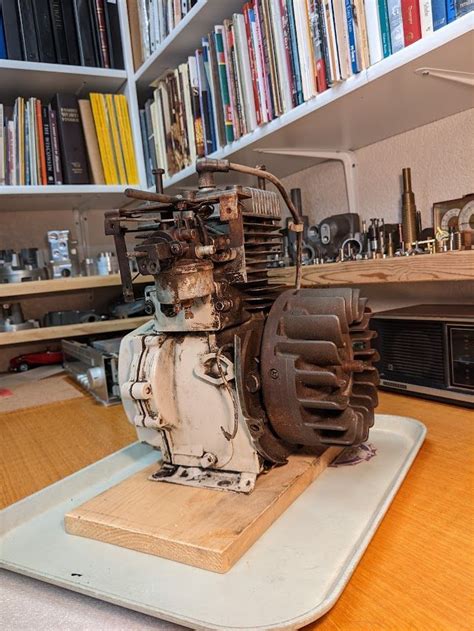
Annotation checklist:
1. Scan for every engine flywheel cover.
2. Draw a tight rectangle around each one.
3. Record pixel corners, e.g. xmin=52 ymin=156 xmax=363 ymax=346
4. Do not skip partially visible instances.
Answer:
xmin=261 ymin=288 xmax=379 ymax=448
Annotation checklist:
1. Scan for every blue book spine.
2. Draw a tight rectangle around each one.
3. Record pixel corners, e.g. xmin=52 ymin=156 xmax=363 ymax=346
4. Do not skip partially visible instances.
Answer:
xmin=455 ymin=0 xmax=474 ymax=16
xmin=431 ymin=0 xmax=447 ymax=28
xmin=345 ymin=0 xmax=359 ymax=73
xmin=0 ymin=10 xmax=6 ymax=59
xmin=378 ymin=0 xmax=392 ymax=57
xmin=286 ymin=0 xmax=303 ymax=105
xmin=446 ymin=0 xmax=457 ymax=21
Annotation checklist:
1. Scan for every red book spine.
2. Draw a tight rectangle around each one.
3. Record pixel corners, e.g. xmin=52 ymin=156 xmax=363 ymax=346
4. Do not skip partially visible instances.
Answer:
xmin=95 ymin=0 xmax=111 ymax=68
xmin=36 ymin=99 xmax=47 ymax=185
xmin=243 ymin=2 xmax=262 ymax=126
xmin=401 ymin=0 xmax=421 ymax=46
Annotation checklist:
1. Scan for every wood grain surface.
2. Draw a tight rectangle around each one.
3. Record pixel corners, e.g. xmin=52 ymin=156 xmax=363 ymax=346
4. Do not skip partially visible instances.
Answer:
xmin=1 ymin=392 xmax=473 ymax=628
xmin=65 ymin=446 xmax=340 ymax=573
xmin=269 ymin=250 xmax=474 ymax=287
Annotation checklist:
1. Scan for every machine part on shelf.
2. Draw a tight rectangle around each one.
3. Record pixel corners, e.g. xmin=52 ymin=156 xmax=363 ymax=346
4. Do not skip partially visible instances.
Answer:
xmin=62 ymin=337 xmax=122 ymax=405
xmin=433 ymin=194 xmax=474 ymax=233
xmin=401 ymin=168 xmax=418 ymax=246
xmin=317 ymin=213 xmax=361 ymax=260
xmin=109 ymin=159 xmax=379 ymax=493
xmin=43 ymin=310 xmax=102 ymax=327
xmin=47 ymin=230 xmax=73 ymax=279
xmin=82 ymin=258 xmax=97 ymax=276
xmin=0 ymin=302 xmax=40 ymax=332
xmin=110 ymin=298 xmax=147 ymax=319
xmin=0 ymin=249 xmax=45 ymax=283
xmin=97 ymin=251 xmax=118 ymax=276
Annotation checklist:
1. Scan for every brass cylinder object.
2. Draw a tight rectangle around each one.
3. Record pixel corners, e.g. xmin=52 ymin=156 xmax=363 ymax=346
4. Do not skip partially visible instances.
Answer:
xmin=401 ymin=168 xmax=418 ymax=245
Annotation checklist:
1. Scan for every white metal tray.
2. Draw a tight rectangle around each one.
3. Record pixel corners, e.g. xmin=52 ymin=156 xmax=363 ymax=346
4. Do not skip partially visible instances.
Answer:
xmin=0 ymin=414 xmax=426 ymax=630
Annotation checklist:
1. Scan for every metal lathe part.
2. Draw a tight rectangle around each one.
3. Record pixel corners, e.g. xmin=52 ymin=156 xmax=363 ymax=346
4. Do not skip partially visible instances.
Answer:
xmin=401 ymin=168 xmax=418 ymax=245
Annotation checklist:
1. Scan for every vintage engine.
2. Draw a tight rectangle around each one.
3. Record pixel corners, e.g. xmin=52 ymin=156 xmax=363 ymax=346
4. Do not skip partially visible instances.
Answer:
xmin=106 ymin=160 xmax=379 ymax=493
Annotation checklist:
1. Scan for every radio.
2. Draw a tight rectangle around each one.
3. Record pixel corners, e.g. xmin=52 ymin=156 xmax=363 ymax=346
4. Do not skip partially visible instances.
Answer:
xmin=371 ymin=305 xmax=473 ymax=408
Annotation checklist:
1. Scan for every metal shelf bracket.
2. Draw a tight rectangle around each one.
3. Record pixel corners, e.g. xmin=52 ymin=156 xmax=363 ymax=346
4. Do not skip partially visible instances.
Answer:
xmin=255 ymin=148 xmax=359 ymax=215
xmin=414 ymin=67 xmax=474 ymax=86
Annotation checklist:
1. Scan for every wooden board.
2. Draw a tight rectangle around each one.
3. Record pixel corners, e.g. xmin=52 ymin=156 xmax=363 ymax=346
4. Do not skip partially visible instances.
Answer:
xmin=0 ymin=316 xmax=150 ymax=347
xmin=65 ymin=447 xmax=341 ymax=573
xmin=269 ymin=250 xmax=474 ymax=287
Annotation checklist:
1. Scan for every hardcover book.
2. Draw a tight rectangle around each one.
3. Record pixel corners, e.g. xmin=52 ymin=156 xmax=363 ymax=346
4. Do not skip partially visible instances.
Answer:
xmin=49 ymin=0 xmax=69 ymax=64
xmin=1 ymin=0 xmax=23 ymax=60
xmin=430 ymin=0 xmax=447 ymax=28
xmin=386 ymin=0 xmax=405 ymax=52
xmin=378 ymin=0 xmax=393 ymax=55
xmin=401 ymin=0 xmax=421 ymax=44
xmin=455 ymin=0 xmax=474 ymax=15
xmin=61 ymin=0 xmax=81 ymax=65
xmin=51 ymin=93 xmax=90 ymax=184
xmin=419 ymin=0 xmax=434 ymax=34
xmin=73 ymin=0 xmax=98 ymax=66
xmin=17 ymin=0 xmax=40 ymax=62
xmin=32 ymin=0 xmax=56 ymax=64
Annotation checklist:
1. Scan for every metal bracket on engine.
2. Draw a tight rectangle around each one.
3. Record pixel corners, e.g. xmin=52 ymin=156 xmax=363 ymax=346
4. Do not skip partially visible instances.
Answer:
xmin=149 ymin=463 xmax=257 ymax=493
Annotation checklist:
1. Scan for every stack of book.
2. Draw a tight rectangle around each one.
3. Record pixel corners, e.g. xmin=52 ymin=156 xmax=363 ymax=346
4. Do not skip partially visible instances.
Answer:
xmin=139 ymin=0 xmax=473 ymax=183
xmin=0 ymin=0 xmax=124 ymax=69
xmin=128 ymin=0 xmax=198 ymax=67
xmin=0 ymin=93 xmax=139 ymax=186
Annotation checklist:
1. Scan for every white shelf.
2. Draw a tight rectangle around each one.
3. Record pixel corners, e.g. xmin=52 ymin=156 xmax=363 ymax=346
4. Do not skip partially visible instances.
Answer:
xmin=134 ymin=0 xmax=245 ymax=96
xmin=0 ymin=60 xmax=127 ymax=102
xmin=0 ymin=185 xmax=131 ymax=212
xmin=161 ymin=14 xmax=474 ymax=191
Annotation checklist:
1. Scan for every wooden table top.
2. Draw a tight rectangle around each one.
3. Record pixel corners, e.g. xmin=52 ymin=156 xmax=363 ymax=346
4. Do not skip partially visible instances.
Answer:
xmin=1 ymin=388 xmax=472 ymax=630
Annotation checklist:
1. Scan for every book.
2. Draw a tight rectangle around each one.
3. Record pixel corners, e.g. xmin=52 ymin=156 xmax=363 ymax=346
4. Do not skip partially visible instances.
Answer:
xmin=386 ymin=0 xmax=405 ymax=52
xmin=196 ymin=48 xmax=214 ymax=155
xmin=51 ymin=93 xmax=90 ymax=184
xmin=188 ymin=55 xmax=205 ymax=156
xmin=48 ymin=1 xmax=69 ymax=64
xmin=35 ymin=99 xmax=47 ymax=185
xmin=144 ymin=99 xmax=158 ymax=175
xmin=41 ymin=106 xmax=55 ymax=185
xmin=214 ymin=26 xmax=234 ymax=143
xmin=17 ymin=0 xmax=40 ymax=62
xmin=115 ymin=94 xmax=139 ymax=184
xmin=223 ymin=18 xmax=242 ymax=137
xmin=249 ymin=5 xmax=269 ymax=122
xmin=446 ymin=0 xmax=457 ymax=20
xmin=2 ymin=0 xmax=23 ymax=60
xmin=32 ymin=0 xmax=56 ymax=64
xmin=269 ymin=0 xmax=293 ymax=111
xmin=140 ymin=109 xmax=152 ymax=186
xmin=179 ymin=63 xmax=196 ymax=163
xmin=104 ymin=0 xmax=124 ymax=69
xmin=431 ymin=0 xmax=447 ymax=28
xmin=418 ymin=0 xmax=434 ymax=34
xmin=344 ymin=0 xmax=359 ymax=73
xmin=48 ymin=106 xmax=63 ymax=183
xmin=261 ymin=0 xmax=282 ymax=116
xmin=332 ymin=0 xmax=351 ymax=80
xmin=234 ymin=12 xmax=258 ymax=131
xmin=353 ymin=0 xmax=370 ymax=70
xmin=92 ymin=0 xmax=110 ymax=68
xmin=207 ymin=33 xmax=226 ymax=147
xmin=0 ymin=105 xmax=4 ymax=184
xmin=455 ymin=0 xmax=474 ymax=15
xmin=365 ymin=0 xmax=384 ymax=65
xmin=286 ymin=0 xmax=304 ymax=102
xmin=401 ymin=0 xmax=421 ymax=44
xmin=0 ymin=9 xmax=7 ymax=59
xmin=378 ymin=0 xmax=393 ymax=55
xmin=243 ymin=5 xmax=264 ymax=123
xmin=255 ymin=0 xmax=275 ymax=119
xmin=78 ymin=99 xmax=105 ymax=184
xmin=61 ymin=0 xmax=81 ymax=65
xmin=73 ymin=0 xmax=98 ymax=66
xmin=323 ymin=0 xmax=341 ymax=82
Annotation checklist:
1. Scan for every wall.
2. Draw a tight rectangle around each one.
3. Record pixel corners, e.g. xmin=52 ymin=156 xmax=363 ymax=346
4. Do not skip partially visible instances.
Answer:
xmin=281 ymin=108 xmax=474 ymax=228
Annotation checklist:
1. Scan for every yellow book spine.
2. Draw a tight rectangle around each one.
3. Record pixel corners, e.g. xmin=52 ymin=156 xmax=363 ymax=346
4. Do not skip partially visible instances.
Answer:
xmin=116 ymin=95 xmax=139 ymax=185
xmin=113 ymin=95 xmax=132 ymax=185
xmin=105 ymin=93 xmax=127 ymax=185
xmin=90 ymin=93 xmax=117 ymax=185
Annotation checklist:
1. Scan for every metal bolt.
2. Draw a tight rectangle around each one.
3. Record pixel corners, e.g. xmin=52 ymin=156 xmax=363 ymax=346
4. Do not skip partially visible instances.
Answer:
xmin=269 ymin=368 xmax=279 ymax=379
xmin=170 ymin=243 xmax=181 ymax=255
xmin=144 ymin=300 xmax=155 ymax=315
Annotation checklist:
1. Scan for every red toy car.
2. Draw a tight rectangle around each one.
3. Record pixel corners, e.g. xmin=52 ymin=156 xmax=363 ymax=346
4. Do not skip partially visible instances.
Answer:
xmin=9 ymin=350 xmax=64 ymax=372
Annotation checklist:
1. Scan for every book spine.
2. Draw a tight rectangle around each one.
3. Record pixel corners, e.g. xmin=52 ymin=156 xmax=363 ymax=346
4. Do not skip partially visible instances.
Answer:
xmin=255 ymin=0 xmax=275 ymax=119
xmin=431 ymin=0 xmax=447 ymax=28
xmin=51 ymin=93 xmax=90 ymax=184
xmin=78 ymin=98 xmax=106 ymax=184
xmin=279 ymin=0 xmax=297 ymax=103
xmin=35 ymin=99 xmax=47 ymax=185
xmin=48 ymin=107 xmax=63 ymax=184
xmin=214 ymin=26 xmax=235 ymax=141
xmin=42 ymin=106 xmax=55 ymax=184
xmin=262 ymin=0 xmax=283 ymax=116
xmin=48 ymin=0 xmax=69 ymax=64
xmin=344 ymin=0 xmax=359 ymax=73
xmin=317 ymin=0 xmax=332 ymax=87
xmin=60 ymin=0 xmax=80 ymax=65
xmin=235 ymin=13 xmax=259 ymax=130
xmin=2 ymin=0 xmax=23 ymax=60
xmin=32 ymin=0 xmax=56 ymax=64
xmin=332 ymin=0 xmax=350 ymax=79
xmin=17 ymin=0 xmax=40 ymax=61
xmin=73 ymin=0 xmax=98 ymax=66
xmin=286 ymin=0 xmax=304 ymax=104
xmin=144 ymin=100 xmax=158 ymax=172
xmin=202 ymin=36 xmax=221 ymax=149
xmin=195 ymin=48 xmax=214 ymax=155
xmin=243 ymin=5 xmax=263 ymax=124
xmin=180 ymin=64 xmax=196 ymax=163
xmin=208 ymin=32 xmax=226 ymax=147
xmin=353 ymin=0 xmax=370 ymax=70
xmin=365 ymin=0 xmax=384 ymax=65
xmin=0 ymin=105 xmax=4 ymax=185
xmin=7 ymin=120 xmax=16 ymax=185
xmin=105 ymin=0 xmax=124 ymax=69
xmin=455 ymin=1 xmax=474 ymax=16
xmin=0 ymin=13 xmax=5 ymax=59
xmin=248 ymin=6 xmax=268 ymax=123
xmin=94 ymin=0 xmax=110 ymax=68
xmin=140 ymin=109 xmax=152 ymax=186
xmin=116 ymin=95 xmax=139 ymax=184
xmin=401 ymin=0 xmax=422 ymax=44
xmin=445 ymin=0 xmax=456 ymax=20
xmin=188 ymin=55 xmax=205 ymax=156
xmin=378 ymin=0 xmax=393 ymax=56
xmin=227 ymin=23 xmax=246 ymax=136
xmin=386 ymin=0 xmax=404 ymax=52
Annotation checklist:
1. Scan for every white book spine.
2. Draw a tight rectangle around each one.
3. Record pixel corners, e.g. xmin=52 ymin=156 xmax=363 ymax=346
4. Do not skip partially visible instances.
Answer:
xmin=234 ymin=14 xmax=258 ymax=132
xmin=334 ymin=0 xmax=351 ymax=79
xmin=294 ymin=0 xmax=317 ymax=100
xmin=419 ymin=0 xmax=433 ymax=35
xmin=249 ymin=9 xmax=268 ymax=123
xmin=180 ymin=63 xmax=196 ymax=163
xmin=324 ymin=0 xmax=341 ymax=82
xmin=7 ymin=120 xmax=16 ymax=186
xmin=270 ymin=1 xmax=293 ymax=112
xmin=365 ymin=0 xmax=383 ymax=64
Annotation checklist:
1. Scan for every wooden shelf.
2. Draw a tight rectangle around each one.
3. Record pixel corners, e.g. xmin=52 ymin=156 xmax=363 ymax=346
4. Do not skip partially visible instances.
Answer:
xmin=0 ymin=316 xmax=150 ymax=347
xmin=161 ymin=15 xmax=474 ymax=191
xmin=0 ymin=185 xmax=133 ymax=212
xmin=0 ymin=60 xmax=127 ymax=103
xmin=134 ymin=0 xmax=245 ymax=96
xmin=269 ymin=250 xmax=474 ymax=287
xmin=0 ymin=274 xmax=154 ymax=299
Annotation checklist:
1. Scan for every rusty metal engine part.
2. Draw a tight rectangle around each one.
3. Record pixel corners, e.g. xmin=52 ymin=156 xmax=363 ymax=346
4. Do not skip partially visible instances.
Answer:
xmin=110 ymin=160 xmax=379 ymax=493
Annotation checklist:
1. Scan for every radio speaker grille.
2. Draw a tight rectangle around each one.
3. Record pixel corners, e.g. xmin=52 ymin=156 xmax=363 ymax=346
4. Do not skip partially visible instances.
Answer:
xmin=372 ymin=319 xmax=445 ymax=387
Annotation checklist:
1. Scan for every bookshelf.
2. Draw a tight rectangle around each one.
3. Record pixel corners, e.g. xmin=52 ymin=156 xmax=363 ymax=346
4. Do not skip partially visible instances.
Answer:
xmin=0 ymin=316 xmax=151 ymax=347
xmin=0 ymin=184 xmax=131 ymax=212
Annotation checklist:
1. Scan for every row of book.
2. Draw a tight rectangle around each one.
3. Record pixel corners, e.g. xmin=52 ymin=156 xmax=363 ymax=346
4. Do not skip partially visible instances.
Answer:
xmin=0 ymin=0 xmax=124 ymax=69
xmin=129 ymin=0 xmax=198 ymax=67
xmin=139 ymin=0 xmax=473 ymax=182
xmin=0 ymin=93 xmax=139 ymax=186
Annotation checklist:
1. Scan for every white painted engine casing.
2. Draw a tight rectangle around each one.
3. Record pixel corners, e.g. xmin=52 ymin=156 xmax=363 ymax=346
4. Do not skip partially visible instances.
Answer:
xmin=118 ymin=320 xmax=261 ymax=480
